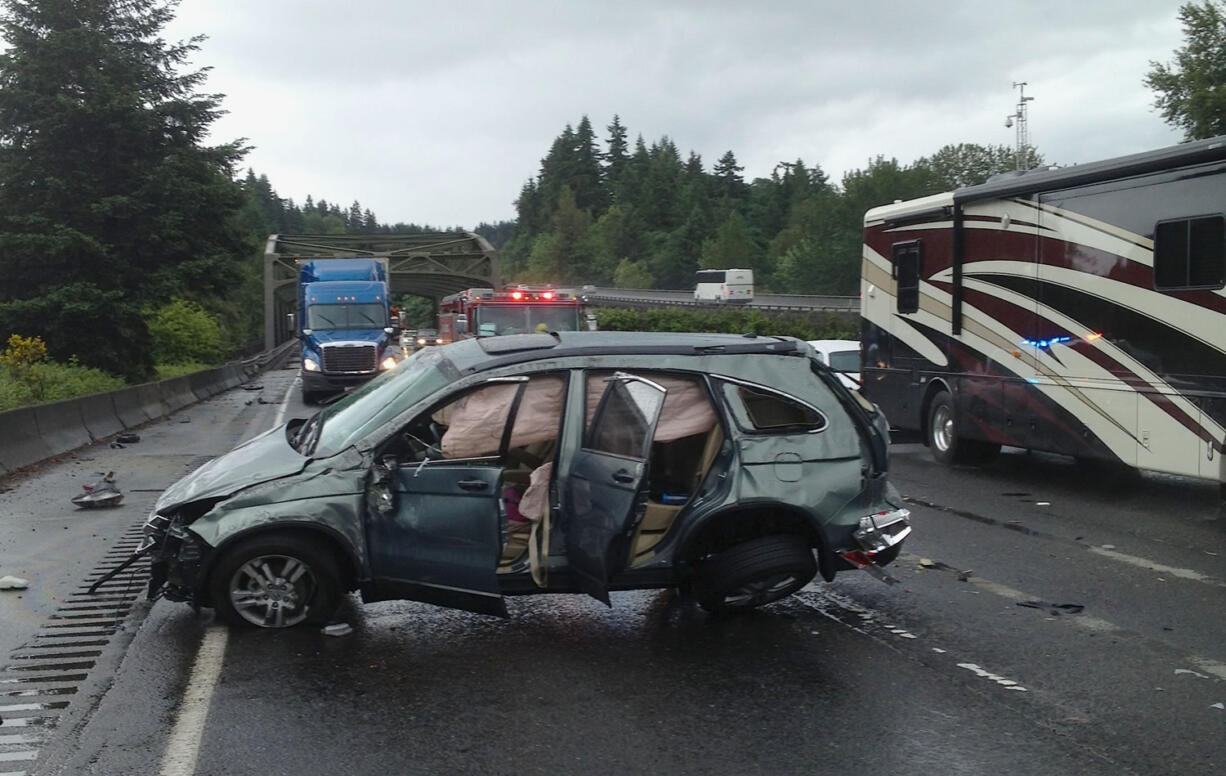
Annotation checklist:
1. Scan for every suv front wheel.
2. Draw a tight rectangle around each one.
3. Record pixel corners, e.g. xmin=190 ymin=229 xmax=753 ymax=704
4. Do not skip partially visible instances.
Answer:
xmin=693 ymin=534 xmax=817 ymax=614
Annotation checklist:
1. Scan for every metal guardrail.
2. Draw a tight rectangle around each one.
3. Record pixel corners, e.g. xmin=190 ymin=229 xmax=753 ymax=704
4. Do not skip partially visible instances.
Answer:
xmin=578 ymin=287 xmax=859 ymax=313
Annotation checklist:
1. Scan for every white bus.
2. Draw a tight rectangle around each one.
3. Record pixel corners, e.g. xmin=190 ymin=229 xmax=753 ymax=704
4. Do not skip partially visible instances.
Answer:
xmin=694 ymin=268 xmax=754 ymax=304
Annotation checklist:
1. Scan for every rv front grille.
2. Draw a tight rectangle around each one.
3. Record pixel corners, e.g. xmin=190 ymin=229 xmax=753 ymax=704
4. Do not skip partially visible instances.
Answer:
xmin=321 ymin=343 xmax=377 ymax=374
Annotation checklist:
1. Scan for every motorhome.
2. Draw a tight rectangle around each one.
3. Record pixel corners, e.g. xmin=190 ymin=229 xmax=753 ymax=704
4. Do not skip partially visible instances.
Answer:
xmin=860 ymin=135 xmax=1226 ymax=485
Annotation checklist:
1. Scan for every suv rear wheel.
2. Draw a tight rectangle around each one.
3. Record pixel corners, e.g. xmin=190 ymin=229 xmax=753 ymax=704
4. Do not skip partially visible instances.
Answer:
xmin=693 ymin=534 xmax=817 ymax=614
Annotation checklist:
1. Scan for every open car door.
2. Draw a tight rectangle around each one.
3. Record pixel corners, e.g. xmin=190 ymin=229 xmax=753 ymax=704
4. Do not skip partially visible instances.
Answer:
xmin=564 ymin=373 xmax=666 ymax=604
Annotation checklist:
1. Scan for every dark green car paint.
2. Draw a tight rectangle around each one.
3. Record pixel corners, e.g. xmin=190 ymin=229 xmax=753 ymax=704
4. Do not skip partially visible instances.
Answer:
xmin=147 ymin=332 xmax=906 ymax=616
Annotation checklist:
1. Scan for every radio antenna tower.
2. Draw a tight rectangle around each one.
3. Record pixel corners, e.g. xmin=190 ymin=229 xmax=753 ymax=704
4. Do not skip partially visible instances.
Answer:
xmin=1004 ymin=82 xmax=1034 ymax=170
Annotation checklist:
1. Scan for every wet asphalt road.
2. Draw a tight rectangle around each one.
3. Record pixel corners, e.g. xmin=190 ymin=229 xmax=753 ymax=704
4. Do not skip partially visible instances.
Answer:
xmin=3 ymin=369 xmax=1225 ymax=775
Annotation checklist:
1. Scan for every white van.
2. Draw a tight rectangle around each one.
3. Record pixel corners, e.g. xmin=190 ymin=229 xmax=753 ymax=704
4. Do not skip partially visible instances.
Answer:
xmin=694 ymin=268 xmax=754 ymax=305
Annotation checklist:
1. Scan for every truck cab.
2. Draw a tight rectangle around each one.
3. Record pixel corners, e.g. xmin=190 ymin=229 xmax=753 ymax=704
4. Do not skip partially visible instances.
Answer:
xmin=297 ymin=259 xmax=396 ymax=404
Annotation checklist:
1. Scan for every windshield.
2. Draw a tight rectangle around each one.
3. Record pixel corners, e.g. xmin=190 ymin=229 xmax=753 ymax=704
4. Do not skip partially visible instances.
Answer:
xmin=475 ymin=305 xmax=580 ymax=335
xmin=307 ymin=303 xmax=386 ymax=331
xmin=311 ymin=347 xmax=453 ymax=456
xmin=828 ymin=349 xmax=860 ymax=371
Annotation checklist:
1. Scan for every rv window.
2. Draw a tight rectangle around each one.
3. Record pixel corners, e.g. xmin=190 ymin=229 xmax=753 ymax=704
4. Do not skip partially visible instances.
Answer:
xmin=1154 ymin=215 xmax=1225 ymax=290
xmin=893 ymin=241 xmax=922 ymax=313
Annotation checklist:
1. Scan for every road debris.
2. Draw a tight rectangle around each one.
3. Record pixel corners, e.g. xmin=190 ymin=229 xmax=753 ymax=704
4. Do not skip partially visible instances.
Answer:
xmin=71 ymin=471 xmax=124 ymax=509
xmin=322 ymin=622 xmax=354 ymax=637
xmin=242 ymin=383 xmax=264 ymax=391
xmin=116 ymin=433 xmax=140 ymax=444
xmin=917 ymin=557 xmax=972 ymax=581
xmin=1017 ymin=600 xmax=1084 ymax=615
xmin=0 ymin=574 xmax=30 ymax=590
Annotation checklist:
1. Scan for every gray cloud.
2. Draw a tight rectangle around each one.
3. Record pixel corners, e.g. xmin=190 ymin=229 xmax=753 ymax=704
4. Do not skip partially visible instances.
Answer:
xmin=167 ymin=0 xmax=1189 ymax=226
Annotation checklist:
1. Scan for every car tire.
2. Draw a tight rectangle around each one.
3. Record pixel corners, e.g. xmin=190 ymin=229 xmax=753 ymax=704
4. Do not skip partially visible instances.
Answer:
xmin=693 ymin=534 xmax=817 ymax=614
xmin=926 ymin=390 xmax=999 ymax=465
xmin=209 ymin=533 xmax=343 ymax=629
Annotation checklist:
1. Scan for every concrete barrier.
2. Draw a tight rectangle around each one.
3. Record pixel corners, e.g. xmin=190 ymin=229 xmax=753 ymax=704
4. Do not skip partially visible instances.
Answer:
xmin=0 ymin=407 xmax=52 ymax=473
xmin=160 ymin=376 xmax=196 ymax=412
xmin=0 ymin=350 xmax=288 ymax=475
xmin=137 ymin=382 xmax=169 ymax=421
xmin=187 ymin=369 xmax=220 ymax=401
xmin=76 ymin=392 xmax=124 ymax=441
xmin=32 ymin=398 xmax=92 ymax=459
xmin=111 ymin=385 xmax=153 ymax=428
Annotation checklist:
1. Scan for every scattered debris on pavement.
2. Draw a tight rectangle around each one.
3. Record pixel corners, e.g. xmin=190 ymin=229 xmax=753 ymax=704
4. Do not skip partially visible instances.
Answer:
xmin=242 ymin=383 xmax=264 ymax=391
xmin=0 ymin=575 xmax=30 ymax=590
xmin=322 ymin=622 xmax=354 ymax=637
xmin=917 ymin=558 xmax=973 ymax=581
xmin=71 ymin=471 xmax=124 ymax=509
xmin=116 ymin=433 xmax=140 ymax=444
xmin=1017 ymin=600 xmax=1084 ymax=615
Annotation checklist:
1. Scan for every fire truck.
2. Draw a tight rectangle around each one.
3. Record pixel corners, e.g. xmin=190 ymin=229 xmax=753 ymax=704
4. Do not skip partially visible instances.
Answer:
xmin=438 ymin=287 xmax=584 ymax=342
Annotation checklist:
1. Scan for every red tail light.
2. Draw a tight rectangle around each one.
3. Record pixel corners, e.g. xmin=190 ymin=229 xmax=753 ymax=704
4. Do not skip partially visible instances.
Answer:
xmin=511 ymin=291 xmax=523 ymax=300
xmin=542 ymin=291 xmax=554 ymax=300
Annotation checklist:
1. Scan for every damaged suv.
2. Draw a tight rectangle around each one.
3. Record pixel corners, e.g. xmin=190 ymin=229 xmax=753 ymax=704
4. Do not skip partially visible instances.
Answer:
xmin=110 ymin=332 xmax=910 ymax=628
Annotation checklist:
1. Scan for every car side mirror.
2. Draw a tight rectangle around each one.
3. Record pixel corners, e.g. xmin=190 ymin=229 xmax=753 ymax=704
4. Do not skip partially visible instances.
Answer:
xmin=384 ymin=327 xmax=394 ymax=335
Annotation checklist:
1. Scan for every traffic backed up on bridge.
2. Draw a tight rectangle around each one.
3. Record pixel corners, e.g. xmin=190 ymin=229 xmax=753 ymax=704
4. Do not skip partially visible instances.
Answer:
xmin=126 ymin=332 xmax=909 ymax=628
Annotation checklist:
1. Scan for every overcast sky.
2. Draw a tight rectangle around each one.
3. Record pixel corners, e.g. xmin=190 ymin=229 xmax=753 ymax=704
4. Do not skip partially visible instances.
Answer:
xmin=166 ymin=0 xmax=1189 ymax=228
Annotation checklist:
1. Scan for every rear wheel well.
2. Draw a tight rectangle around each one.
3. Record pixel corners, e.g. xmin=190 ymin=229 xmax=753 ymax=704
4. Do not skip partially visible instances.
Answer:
xmin=682 ymin=505 xmax=821 ymax=566
xmin=919 ymin=378 xmax=953 ymax=446
xmin=202 ymin=525 xmax=358 ymax=605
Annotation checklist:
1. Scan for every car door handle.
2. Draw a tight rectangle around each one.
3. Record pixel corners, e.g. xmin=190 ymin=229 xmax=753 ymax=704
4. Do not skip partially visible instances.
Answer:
xmin=456 ymin=479 xmax=489 ymax=491
xmin=611 ymin=470 xmax=635 ymax=484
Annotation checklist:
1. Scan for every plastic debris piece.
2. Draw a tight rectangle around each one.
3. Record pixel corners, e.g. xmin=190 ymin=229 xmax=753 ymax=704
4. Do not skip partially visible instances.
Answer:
xmin=109 ymin=442 xmax=125 ymax=449
xmin=1212 ymin=702 xmax=1224 ymax=710
xmin=242 ymin=384 xmax=264 ymax=391
xmin=919 ymin=558 xmax=936 ymax=568
xmin=0 ymin=575 xmax=30 ymax=590
xmin=1035 ymin=501 xmax=1051 ymax=506
xmin=957 ymin=569 xmax=974 ymax=582
xmin=71 ymin=471 xmax=123 ymax=509
xmin=322 ymin=623 xmax=353 ymax=637
xmin=1102 ymin=544 xmax=1116 ymax=549
xmin=116 ymin=433 xmax=140 ymax=444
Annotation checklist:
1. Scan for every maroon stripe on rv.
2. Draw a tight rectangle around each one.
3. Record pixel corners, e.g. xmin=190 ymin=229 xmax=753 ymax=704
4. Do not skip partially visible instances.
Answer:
xmin=1070 ymin=342 xmax=1211 ymax=445
xmin=958 ymin=284 xmax=1211 ymax=445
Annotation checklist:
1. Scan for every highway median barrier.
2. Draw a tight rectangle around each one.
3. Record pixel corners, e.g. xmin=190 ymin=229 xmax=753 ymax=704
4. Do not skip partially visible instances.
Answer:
xmin=76 ymin=391 xmax=124 ymax=442
xmin=32 ymin=398 xmax=92 ymax=462
xmin=0 ymin=406 xmax=52 ymax=474
xmin=0 ymin=345 xmax=294 ymax=477
xmin=160 ymin=375 xmax=197 ymax=412
xmin=111 ymin=385 xmax=154 ymax=428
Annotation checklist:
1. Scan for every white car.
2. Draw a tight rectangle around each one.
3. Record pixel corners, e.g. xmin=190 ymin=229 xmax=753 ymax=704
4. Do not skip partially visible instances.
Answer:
xmin=807 ymin=340 xmax=860 ymax=389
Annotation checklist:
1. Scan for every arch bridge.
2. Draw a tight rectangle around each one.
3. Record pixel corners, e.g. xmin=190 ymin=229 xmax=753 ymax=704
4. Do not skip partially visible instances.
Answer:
xmin=264 ymin=232 xmax=500 ymax=349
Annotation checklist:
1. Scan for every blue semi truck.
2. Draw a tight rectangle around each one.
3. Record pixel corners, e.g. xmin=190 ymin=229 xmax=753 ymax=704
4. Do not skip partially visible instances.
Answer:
xmin=296 ymin=258 xmax=397 ymax=404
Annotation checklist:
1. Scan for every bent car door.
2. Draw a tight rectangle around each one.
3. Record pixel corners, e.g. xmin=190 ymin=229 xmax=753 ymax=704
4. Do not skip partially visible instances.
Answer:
xmin=365 ymin=379 xmax=529 ymax=617
xmin=564 ymin=373 xmax=666 ymax=604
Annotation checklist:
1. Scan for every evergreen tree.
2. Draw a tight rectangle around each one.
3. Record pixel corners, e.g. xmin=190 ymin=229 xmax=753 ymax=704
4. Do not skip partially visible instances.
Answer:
xmin=604 ymin=114 xmax=630 ymax=193
xmin=570 ymin=115 xmax=606 ymax=214
xmin=0 ymin=0 xmax=248 ymax=380
xmin=714 ymin=150 xmax=747 ymax=200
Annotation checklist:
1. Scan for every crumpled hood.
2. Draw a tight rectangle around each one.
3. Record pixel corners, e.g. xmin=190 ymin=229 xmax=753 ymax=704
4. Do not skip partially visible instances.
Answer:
xmin=155 ymin=425 xmax=309 ymax=514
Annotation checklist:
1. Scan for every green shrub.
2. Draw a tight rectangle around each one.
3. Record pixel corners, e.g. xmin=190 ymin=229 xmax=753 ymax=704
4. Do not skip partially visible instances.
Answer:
xmin=147 ymin=299 xmax=224 ymax=365
xmin=0 ymin=359 xmax=124 ymax=411
xmin=154 ymin=361 xmax=213 ymax=380
xmin=595 ymin=307 xmax=857 ymax=341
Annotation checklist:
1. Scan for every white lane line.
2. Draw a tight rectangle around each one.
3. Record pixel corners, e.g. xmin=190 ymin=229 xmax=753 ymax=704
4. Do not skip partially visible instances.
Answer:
xmin=1088 ymin=546 xmax=1224 ymax=587
xmin=273 ymin=375 xmax=299 ymax=428
xmin=158 ymin=626 xmax=228 ymax=776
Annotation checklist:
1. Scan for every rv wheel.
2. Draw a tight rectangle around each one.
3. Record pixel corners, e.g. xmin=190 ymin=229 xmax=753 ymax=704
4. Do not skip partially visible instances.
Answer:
xmin=927 ymin=390 xmax=999 ymax=465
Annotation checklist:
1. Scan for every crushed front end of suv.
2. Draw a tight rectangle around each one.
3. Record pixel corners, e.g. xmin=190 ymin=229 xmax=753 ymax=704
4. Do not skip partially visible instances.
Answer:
xmin=114 ymin=332 xmax=909 ymax=628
